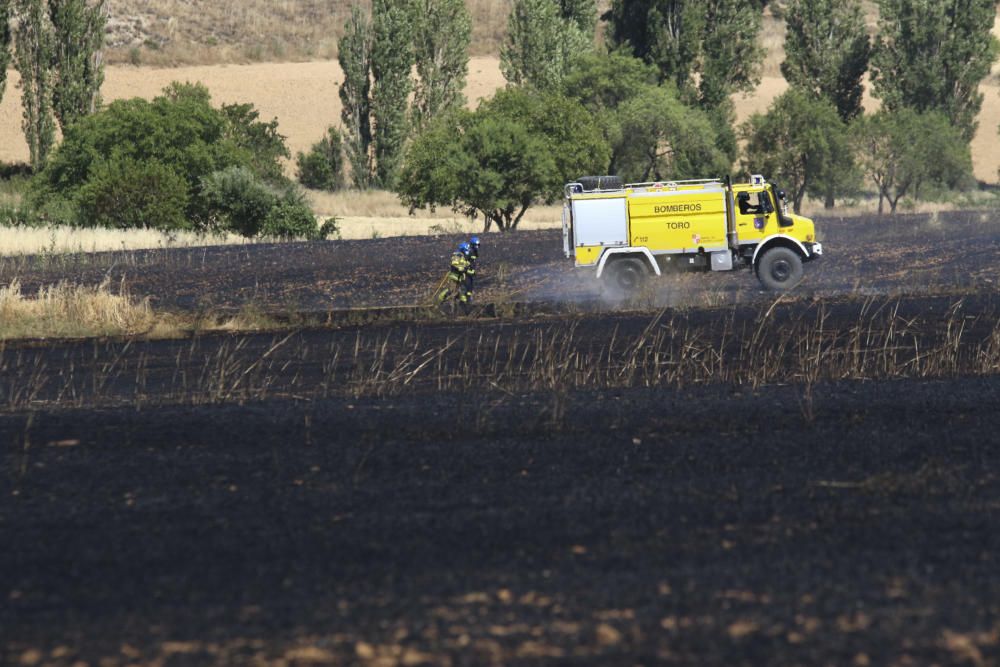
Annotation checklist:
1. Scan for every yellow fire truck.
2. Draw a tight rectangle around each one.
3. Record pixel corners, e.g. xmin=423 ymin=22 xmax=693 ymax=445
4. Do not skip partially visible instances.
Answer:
xmin=562 ymin=175 xmax=823 ymax=291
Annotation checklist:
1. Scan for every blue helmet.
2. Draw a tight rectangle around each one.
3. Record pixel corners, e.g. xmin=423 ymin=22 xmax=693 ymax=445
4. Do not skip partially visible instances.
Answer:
xmin=470 ymin=236 xmax=480 ymax=247
xmin=458 ymin=242 xmax=470 ymax=254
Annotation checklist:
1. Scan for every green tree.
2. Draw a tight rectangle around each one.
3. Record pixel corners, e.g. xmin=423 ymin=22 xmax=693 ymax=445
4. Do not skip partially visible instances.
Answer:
xmin=220 ymin=101 xmax=289 ymax=184
xmin=871 ymin=0 xmax=999 ymax=142
xmin=501 ymin=0 xmax=593 ymax=91
xmin=557 ymin=0 xmax=598 ymax=36
xmin=615 ymin=85 xmax=730 ymax=182
xmin=561 ymin=50 xmax=658 ymax=171
xmin=49 ymin=0 xmax=106 ymax=131
xmin=398 ymin=90 xmax=609 ymax=232
xmin=14 ymin=0 xmax=57 ymax=170
xmin=562 ymin=50 xmax=659 ymax=116
xmin=296 ymin=127 xmax=345 ymax=191
xmin=740 ymin=89 xmax=855 ymax=213
xmin=0 ymin=1 xmax=12 ymax=106
xmin=410 ymin=0 xmax=471 ymax=129
xmin=852 ymin=110 xmax=972 ymax=215
xmin=338 ymin=5 xmax=374 ymax=188
xmin=370 ymin=0 xmax=413 ymax=189
xmin=604 ymin=0 xmax=765 ymax=108
xmin=698 ymin=0 xmax=764 ymax=110
xmin=782 ymin=0 xmax=870 ymax=122
xmin=605 ymin=0 xmax=703 ymax=95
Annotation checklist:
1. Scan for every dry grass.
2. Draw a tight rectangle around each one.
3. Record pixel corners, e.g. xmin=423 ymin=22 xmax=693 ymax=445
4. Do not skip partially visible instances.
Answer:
xmin=3 ymin=295 xmax=1000 ymax=410
xmin=0 ymin=226 xmax=265 ymax=256
xmin=0 ymin=278 xmax=155 ymax=339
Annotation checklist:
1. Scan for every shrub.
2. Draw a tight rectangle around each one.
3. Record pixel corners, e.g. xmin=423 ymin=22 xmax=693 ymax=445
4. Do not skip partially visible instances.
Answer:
xmin=75 ymin=158 xmax=190 ymax=230
xmin=31 ymin=82 xmax=294 ymax=229
xmin=0 ymin=202 xmax=38 ymax=227
xmin=201 ymin=167 xmax=319 ymax=239
xmin=296 ymin=127 xmax=345 ymax=191
xmin=318 ymin=217 xmax=339 ymax=239
xmin=200 ymin=166 xmax=278 ymax=236
xmin=263 ymin=199 xmax=319 ymax=239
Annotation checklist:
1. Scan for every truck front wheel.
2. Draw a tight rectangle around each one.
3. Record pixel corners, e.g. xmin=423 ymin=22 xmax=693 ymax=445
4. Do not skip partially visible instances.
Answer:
xmin=605 ymin=257 xmax=647 ymax=291
xmin=756 ymin=247 xmax=804 ymax=291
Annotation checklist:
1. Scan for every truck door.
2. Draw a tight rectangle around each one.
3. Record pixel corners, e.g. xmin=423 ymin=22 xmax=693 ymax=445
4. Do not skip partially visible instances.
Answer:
xmin=734 ymin=189 xmax=774 ymax=242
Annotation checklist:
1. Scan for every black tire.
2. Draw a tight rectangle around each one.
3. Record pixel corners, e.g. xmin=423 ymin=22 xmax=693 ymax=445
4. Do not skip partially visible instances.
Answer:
xmin=577 ymin=175 xmax=623 ymax=192
xmin=605 ymin=257 xmax=647 ymax=292
xmin=756 ymin=246 xmax=804 ymax=291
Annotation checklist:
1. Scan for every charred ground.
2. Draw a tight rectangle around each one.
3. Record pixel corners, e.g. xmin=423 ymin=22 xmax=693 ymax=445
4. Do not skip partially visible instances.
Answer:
xmin=2 ymin=210 xmax=997 ymax=313
xmin=3 ymin=210 xmax=1000 ymax=665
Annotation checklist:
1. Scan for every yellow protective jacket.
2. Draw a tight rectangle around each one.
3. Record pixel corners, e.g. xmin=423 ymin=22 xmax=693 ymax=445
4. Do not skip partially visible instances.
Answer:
xmin=448 ymin=252 xmax=469 ymax=280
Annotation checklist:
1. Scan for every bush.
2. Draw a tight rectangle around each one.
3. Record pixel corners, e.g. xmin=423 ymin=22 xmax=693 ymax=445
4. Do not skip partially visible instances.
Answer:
xmin=31 ymin=82 xmax=294 ymax=230
xmin=0 ymin=202 xmax=38 ymax=227
xmin=76 ymin=159 xmax=190 ymax=230
xmin=263 ymin=199 xmax=319 ymax=239
xmin=318 ymin=217 xmax=339 ymax=239
xmin=201 ymin=167 xmax=320 ymax=239
xmin=296 ymin=127 xmax=345 ymax=191
xmin=200 ymin=166 xmax=277 ymax=236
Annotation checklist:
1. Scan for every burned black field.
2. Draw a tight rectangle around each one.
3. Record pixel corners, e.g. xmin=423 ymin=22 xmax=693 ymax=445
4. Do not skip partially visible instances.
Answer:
xmin=3 ymin=211 xmax=1000 ymax=665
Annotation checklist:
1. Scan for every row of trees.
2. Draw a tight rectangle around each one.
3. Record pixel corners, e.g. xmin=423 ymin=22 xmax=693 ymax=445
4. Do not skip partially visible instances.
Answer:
xmin=0 ymin=0 xmax=107 ymax=170
xmin=336 ymin=0 xmax=472 ymax=190
xmin=380 ymin=0 xmax=996 ymax=227
xmin=741 ymin=0 xmax=991 ymax=214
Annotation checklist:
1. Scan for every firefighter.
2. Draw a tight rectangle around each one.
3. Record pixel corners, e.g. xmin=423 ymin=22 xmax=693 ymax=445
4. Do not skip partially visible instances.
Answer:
xmin=437 ymin=242 xmax=471 ymax=307
xmin=464 ymin=236 xmax=480 ymax=297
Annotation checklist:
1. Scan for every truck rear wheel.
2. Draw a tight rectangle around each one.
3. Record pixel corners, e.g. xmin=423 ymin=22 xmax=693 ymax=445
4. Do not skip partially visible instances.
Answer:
xmin=756 ymin=247 xmax=804 ymax=291
xmin=605 ymin=257 xmax=647 ymax=291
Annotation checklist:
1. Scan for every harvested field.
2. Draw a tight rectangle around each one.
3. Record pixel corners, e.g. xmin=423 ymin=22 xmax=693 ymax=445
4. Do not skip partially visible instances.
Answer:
xmin=3 ymin=209 xmax=1000 ymax=665
xmin=4 ymin=60 xmax=1000 ymax=187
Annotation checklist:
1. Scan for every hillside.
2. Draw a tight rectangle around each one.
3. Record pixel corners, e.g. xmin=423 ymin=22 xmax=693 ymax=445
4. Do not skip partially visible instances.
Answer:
xmin=106 ymin=0 xmax=525 ymax=65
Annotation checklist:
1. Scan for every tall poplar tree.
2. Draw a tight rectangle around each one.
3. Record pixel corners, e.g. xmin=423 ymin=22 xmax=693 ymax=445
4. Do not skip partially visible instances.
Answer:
xmin=0 ymin=1 xmax=12 ymax=106
xmin=370 ymin=0 xmax=413 ymax=188
xmin=698 ymin=0 xmax=764 ymax=110
xmin=49 ymin=0 xmax=107 ymax=131
xmin=871 ymin=0 xmax=998 ymax=142
xmin=14 ymin=0 xmax=56 ymax=170
xmin=604 ymin=0 xmax=704 ymax=97
xmin=411 ymin=0 xmax=471 ymax=130
xmin=501 ymin=0 xmax=594 ymax=91
xmin=557 ymin=0 xmax=598 ymax=36
xmin=338 ymin=5 xmax=374 ymax=188
xmin=782 ymin=0 xmax=870 ymax=123
xmin=604 ymin=0 xmax=765 ymax=109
